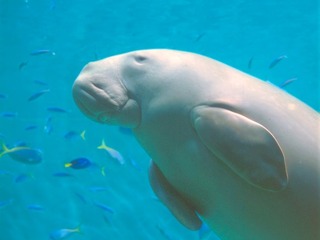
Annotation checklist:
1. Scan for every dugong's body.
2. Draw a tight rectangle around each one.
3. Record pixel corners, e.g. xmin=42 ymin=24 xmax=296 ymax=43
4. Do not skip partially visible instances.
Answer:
xmin=73 ymin=49 xmax=320 ymax=240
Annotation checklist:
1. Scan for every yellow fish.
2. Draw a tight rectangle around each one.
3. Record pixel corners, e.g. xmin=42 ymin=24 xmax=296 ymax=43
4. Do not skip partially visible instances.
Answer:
xmin=49 ymin=225 xmax=80 ymax=240
xmin=97 ymin=139 xmax=125 ymax=165
xmin=0 ymin=143 xmax=31 ymax=158
xmin=0 ymin=142 xmax=42 ymax=164
xmin=80 ymin=130 xmax=86 ymax=140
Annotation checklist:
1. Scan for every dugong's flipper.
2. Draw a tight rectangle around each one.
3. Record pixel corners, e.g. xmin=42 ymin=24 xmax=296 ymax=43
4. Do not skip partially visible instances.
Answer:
xmin=149 ymin=161 xmax=202 ymax=230
xmin=191 ymin=106 xmax=288 ymax=192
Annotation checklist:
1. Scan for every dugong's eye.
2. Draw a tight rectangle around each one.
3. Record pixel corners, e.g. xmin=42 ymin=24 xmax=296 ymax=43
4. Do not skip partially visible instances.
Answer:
xmin=134 ymin=55 xmax=147 ymax=64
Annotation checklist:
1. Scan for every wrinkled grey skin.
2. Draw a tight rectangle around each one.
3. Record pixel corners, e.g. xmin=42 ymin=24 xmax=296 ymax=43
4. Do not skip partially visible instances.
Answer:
xmin=73 ymin=49 xmax=320 ymax=240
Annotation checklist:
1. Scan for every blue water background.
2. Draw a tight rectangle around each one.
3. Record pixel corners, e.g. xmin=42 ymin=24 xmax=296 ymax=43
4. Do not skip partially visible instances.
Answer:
xmin=0 ymin=0 xmax=318 ymax=239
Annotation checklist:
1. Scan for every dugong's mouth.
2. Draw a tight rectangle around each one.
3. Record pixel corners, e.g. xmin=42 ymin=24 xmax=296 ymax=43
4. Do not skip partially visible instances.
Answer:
xmin=72 ymin=60 xmax=141 ymax=128
xmin=72 ymin=79 xmax=127 ymax=124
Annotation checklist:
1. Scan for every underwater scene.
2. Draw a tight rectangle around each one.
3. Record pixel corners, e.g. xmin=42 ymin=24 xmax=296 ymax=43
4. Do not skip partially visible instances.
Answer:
xmin=0 ymin=0 xmax=319 ymax=240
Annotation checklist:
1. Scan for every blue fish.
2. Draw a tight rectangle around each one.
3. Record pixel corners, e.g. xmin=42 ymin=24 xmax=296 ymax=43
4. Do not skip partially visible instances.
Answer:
xmin=44 ymin=116 xmax=53 ymax=134
xmin=52 ymin=172 xmax=73 ymax=177
xmin=34 ymin=80 xmax=48 ymax=86
xmin=28 ymin=89 xmax=50 ymax=101
xmin=89 ymin=186 xmax=110 ymax=192
xmin=0 ymin=169 xmax=14 ymax=176
xmin=269 ymin=55 xmax=288 ymax=69
xmin=0 ymin=142 xmax=42 ymax=164
xmin=93 ymin=201 xmax=115 ymax=214
xmin=64 ymin=157 xmax=91 ymax=169
xmin=64 ymin=130 xmax=86 ymax=141
xmin=0 ymin=112 xmax=18 ymax=118
xmin=194 ymin=32 xmax=206 ymax=42
xmin=279 ymin=77 xmax=297 ymax=89
xmin=25 ymin=125 xmax=38 ymax=131
xmin=0 ymin=93 xmax=8 ymax=99
xmin=49 ymin=226 xmax=80 ymax=240
xmin=27 ymin=204 xmax=44 ymax=211
xmin=74 ymin=192 xmax=87 ymax=204
xmin=14 ymin=173 xmax=33 ymax=183
xmin=30 ymin=49 xmax=55 ymax=56
xmin=64 ymin=131 xmax=78 ymax=139
xmin=50 ymin=0 xmax=56 ymax=10
xmin=63 ymin=130 xmax=84 ymax=140
xmin=0 ymin=199 xmax=14 ymax=208
xmin=129 ymin=158 xmax=141 ymax=171
xmin=47 ymin=107 xmax=68 ymax=113
xmin=19 ymin=61 xmax=28 ymax=70
xmin=247 ymin=56 xmax=254 ymax=69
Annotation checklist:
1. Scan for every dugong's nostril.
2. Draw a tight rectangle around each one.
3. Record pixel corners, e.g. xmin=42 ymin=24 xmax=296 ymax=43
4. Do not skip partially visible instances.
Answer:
xmin=134 ymin=55 xmax=147 ymax=63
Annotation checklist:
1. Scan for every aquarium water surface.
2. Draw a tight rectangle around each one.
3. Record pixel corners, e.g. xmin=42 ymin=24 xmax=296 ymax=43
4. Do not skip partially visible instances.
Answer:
xmin=0 ymin=0 xmax=318 ymax=239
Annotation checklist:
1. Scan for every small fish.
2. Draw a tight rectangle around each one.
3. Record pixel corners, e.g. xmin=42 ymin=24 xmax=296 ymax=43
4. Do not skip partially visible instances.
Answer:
xmin=194 ymin=32 xmax=206 ymax=42
xmin=0 ymin=142 xmax=42 ymax=164
xmin=49 ymin=226 xmax=80 ymax=240
xmin=63 ymin=130 xmax=86 ymax=141
xmin=14 ymin=173 xmax=33 ymax=183
xmin=34 ymin=80 xmax=48 ymax=86
xmin=63 ymin=131 xmax=78 ymax=140
xmin=47 ymin=107 xmax=68 ymax=113
xmin=50 ymin=0 xmax=56 ymax=10
xmin=100 ymin=166 xmax=106 ymax=176
xmin=64 ymin=157 xmax=92 ymax=169
xmin=89 ymin=186 xmax=109 ymax=192
xmin=0 ymin=93 xmax=8 ymax=99
xmin=25 ymin=125 xmax=38 ymax=131
xmin=80 ymin=130 xmax=86 ymax=140
xmin=97 ymin=139 xmax=125 ymax=165
xmin=0 ymin=198 xmax=14 ymax=208
xmin=0 ymin=169 xmax=14 ymax=176
xmin=268 ymin=55 xmax=288 ymax=69
xmin=52 ymin=172 xmax=73 ymax=177
xmin=30 ymin=49 xmax=55 ymax=56
xmin=248 ymin=56 xmax=254 ymax=69
xmin=129 ymin=158 xmax=141 ymax=171
xmin=10 ymin=148 xmax=42 ymax=164
xmin=19 ymin=61 xmax=28 ymax=70
xmin=28 ymin=89 xmax=50 ymax=101
xmin=0 ymin=143 xmax=32 ymax=158
xmin=94 ymin=52 xmax=99 ymax=60
xmin=27 ymin=204 xmax=44 ymax=211
xmin=93 ymin=201 xmax=115 ymax=214
xmin=74 ymin=192 xmax=87 ymax=204
xmin=279 ymin=77 xmax=297 ymax=88
xmin=103 ymin=214 xmax=112 ymax=225
xmin=0 ymin=112 xmax=18 ymax=118
xmin=44 ymin=116 xmax=53 ymax=134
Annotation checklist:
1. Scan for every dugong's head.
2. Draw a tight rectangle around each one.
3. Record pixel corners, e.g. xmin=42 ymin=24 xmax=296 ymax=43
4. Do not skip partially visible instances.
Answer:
xmin=72 ymin=52 xmax=145 ymax=128
xmin=73 ymin=49 xmax=187 ymax=128
xmin=73 ymin=49 xmax=199 ymax=128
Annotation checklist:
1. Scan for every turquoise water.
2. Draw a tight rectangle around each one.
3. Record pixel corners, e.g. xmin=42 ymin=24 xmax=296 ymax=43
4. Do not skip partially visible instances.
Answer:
xmin=0 ymin=0 xmax=318 ymax=240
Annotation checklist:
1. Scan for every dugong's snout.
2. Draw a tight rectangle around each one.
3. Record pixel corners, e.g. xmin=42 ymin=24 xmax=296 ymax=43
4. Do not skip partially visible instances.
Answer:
xmin=72 ymin=60 xmax=141 ymax=128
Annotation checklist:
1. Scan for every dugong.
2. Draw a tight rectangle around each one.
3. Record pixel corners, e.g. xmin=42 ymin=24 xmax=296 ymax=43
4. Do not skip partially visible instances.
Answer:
xmin=72 ymin=49 xmax=320 ymax=240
